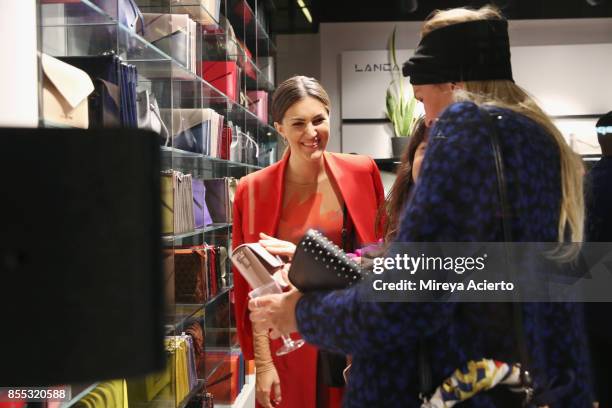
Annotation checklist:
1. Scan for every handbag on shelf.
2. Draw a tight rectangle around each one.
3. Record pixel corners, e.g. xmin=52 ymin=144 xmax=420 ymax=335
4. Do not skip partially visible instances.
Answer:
xmin=143 ymin=13 xmax=197 ymax=74
xmin=161 ymin=171 xmax=196 ymax=235
xmin=192 ymin=178 xmax=213 ymax=229
xmin=203 ymin=178 xmax=234 ymax=223
xmin=137 ymin=90 xmax=170 ymax=144
xmin=41 ymin=54 xmax=94 ymax=129
xmin=161 ymin=172 xmax=174 ymax=235
xmin=170 ymin=0 xmax=221 ymax=26
xmin=166 ymin=108 xmax=224 ymax=155
xmin=58 ymin=54 xmax=138 ymax=128
xmin=89 ymin=78 xmax=121 ymax=128
xmin=91 ymin=0 xmax=145 ymax=35
xmin=288 ymin=229 xmax=368 ymax=292
xmin=174 ymin=246 xmax=208 ymax=303
xmin=184 ymin=319 xmax=205 ymax=377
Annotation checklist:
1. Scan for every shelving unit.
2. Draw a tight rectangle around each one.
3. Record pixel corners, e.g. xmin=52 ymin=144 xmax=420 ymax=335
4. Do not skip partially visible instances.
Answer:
xmin=37 ymin=0 xmax=276 ymax=406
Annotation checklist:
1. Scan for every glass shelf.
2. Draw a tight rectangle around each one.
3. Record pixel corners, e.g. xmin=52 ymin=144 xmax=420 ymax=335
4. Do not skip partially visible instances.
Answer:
xmin=204 ymin=349 xmax=231 ymax=382
xmin=60 ymin=382 xmax=100 ymax=408
xmin=203 ymin=31 xmax=274 ymax=91
xmin=170 ymin=2 xmax=220 ymax=29
xmin=207 ymin=286 xmax=231 ymax=306
xmin=177 ymin=380 xmax=205 ymax=408
xmin=227 ymin=0 xmax=276 ymax=57
xmin=165 ymin=286 xmax=231 ymax=335
xmin=165 ymin=303 xmax=204 ymax=335
xmin=162 ymin=223 xmax=232 ymax=243
xmin=161 ymin=146 xmax=265 ymax=170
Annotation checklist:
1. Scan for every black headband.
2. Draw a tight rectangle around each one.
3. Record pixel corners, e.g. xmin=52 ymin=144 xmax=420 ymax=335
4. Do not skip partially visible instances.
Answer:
xmin=403 ymin=19 xmax=514 ymax=85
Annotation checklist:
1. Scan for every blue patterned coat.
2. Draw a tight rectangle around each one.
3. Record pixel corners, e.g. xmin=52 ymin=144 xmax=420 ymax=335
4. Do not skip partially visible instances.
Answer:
xmin=295 ymin=102 xmax=593 ymax=407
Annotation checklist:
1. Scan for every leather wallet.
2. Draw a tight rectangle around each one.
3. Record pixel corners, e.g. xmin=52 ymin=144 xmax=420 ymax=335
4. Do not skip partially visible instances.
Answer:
xmin=41 ymin=54 xmax=94 ymax=128
xmin=288 ymin=229 xmax=368 ymax=292
xmin=231 ymin=243 xmax=283 ymax=289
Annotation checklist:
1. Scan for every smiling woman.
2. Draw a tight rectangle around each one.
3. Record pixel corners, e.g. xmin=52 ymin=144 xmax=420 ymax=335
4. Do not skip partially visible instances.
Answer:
xmin=231 ymin=76 xmax=386 ymax=408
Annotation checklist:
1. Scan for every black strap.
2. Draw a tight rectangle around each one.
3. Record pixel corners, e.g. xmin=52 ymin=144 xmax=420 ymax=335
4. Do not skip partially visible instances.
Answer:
xmin=480 ymin=107 xmax=534 ymax=402
xmin=341 ymin=204 xmax=355 ymax=252
xmin=417 ymin=107 xmax=533 ymax=402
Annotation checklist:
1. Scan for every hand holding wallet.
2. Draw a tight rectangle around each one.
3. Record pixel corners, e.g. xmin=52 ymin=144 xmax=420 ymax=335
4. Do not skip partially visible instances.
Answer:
xmin=288 ymin=229 xmax=369 ymax=292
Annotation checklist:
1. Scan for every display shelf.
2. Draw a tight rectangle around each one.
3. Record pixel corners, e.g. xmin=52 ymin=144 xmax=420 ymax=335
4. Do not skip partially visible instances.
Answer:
xmin=161 ymin=147 xmax=265 ymax=170
xmin=166 ymin=304 xmax=205 ymax=335
xmin=60 ymin=382 xmax=100 ymax=408
xmin=204 ymin=349 xmax=231 ymax=382
xmin=227 ymin=0 xmax=276 ymax=57
xmin=177 ymin=379 xmax=205 ymax=408
xmin=202 ymin=31 xmax=274 ymax=91
xmin=37 ymin=1 xmax=275 ymax=406
xmin=162 ymin=224 xmax=232 ymax=244
xmin=171 ymin=3 xmax=221 ymax=28
xmin=41 ymin=120 xmax=78 ymax=129
xmin=206 ymin=286 xmax=232 ymax=307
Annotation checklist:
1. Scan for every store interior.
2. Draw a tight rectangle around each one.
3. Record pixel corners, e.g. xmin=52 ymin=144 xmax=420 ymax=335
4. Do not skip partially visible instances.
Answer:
xmin=0 ymin=0 xmax=611 ymax=407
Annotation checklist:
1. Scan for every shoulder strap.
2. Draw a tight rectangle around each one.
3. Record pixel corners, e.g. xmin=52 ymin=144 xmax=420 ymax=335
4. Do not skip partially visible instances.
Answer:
xmin=418 ymin=107 xmax=534 ymax=404
xmin=480 ymin=107 xmax=534 ymax=402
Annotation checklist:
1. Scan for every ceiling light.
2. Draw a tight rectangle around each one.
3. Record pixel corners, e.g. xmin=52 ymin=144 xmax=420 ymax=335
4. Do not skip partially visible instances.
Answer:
xmin=297 ymin=0 xmax=306 ymax=7
xmin=301 ymin=6 xmax=312 ymax=23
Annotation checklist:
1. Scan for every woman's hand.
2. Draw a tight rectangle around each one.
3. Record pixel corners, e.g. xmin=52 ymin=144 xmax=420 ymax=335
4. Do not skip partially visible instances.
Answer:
xmin=249 ymin=289 xmax=303 ymax=338
xmin=256 ymin=366 xmax=281 ymax=408
xmin=259 ymin=233 xmax=297 ymax=260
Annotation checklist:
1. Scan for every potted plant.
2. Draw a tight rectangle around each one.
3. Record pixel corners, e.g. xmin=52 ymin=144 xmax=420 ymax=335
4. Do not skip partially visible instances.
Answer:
xmin=385 ymin=27 xmax=418 ymax=157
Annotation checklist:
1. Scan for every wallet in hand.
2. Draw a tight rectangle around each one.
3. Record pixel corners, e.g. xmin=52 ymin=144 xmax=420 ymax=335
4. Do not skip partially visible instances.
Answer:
xmin=231 ymin=243 xmax=284 ymax=289
xmin=288 ymin=229 xmax=368 ymax=292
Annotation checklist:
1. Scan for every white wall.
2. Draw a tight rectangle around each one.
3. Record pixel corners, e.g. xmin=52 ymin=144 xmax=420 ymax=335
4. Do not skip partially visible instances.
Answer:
xmin=276 ymin=33 xmax=321 ymax=83
xmin=0 ymin=0 xmax=38 ymax=127
xmin=318 ymin=18 xmax=612 ymax=153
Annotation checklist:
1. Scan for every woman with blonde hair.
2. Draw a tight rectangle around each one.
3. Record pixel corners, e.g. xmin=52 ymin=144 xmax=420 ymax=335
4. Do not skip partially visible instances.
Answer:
xmin=248 ymin=6 xmax=593 ymax=407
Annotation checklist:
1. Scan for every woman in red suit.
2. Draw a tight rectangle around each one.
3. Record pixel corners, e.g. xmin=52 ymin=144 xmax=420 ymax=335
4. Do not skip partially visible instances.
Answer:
xmin=232 ymin=76 xmax=385 ymax=408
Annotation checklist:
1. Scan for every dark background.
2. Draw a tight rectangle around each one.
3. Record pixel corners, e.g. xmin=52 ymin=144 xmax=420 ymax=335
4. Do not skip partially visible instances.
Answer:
xmin=264 ymin=0 xmax=612 ymax=34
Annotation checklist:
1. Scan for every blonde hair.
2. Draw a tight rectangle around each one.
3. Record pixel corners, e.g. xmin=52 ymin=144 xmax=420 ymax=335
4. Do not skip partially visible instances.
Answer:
xmin=423 ymin=6 xmax=585 ymax=248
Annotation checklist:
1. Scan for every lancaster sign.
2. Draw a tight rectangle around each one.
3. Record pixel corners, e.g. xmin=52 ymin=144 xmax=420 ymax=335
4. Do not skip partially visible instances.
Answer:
xmin=353 ymin=63 xmax=401 ymax=73
xmin=342 ymin=50 xmax=414 ymax=120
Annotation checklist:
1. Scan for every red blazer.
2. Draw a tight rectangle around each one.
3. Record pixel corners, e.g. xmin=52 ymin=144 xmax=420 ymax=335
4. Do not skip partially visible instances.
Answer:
xmin=232 ymin=151 xmax=385 ymax=359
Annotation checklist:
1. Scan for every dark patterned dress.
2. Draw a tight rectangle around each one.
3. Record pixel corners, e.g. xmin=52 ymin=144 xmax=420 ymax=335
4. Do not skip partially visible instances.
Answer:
xmin=295 ymin=102 xmax=593 ymax=407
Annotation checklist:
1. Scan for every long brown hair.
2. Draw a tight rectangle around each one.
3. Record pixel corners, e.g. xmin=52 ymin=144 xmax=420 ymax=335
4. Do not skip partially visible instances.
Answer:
xmin=378 ymin=117 xmax=429 ymax=242
xmin=271 ymin=76 xmax=331 ymax=123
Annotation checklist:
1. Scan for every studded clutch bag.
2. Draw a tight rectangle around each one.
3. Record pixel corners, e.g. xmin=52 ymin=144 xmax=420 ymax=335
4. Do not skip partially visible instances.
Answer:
xmin=288 ymin=229 xmax=368 ymax=292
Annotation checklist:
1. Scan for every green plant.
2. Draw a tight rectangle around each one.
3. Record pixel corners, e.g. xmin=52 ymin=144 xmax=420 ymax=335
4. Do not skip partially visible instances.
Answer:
xmin=385 ymin=27 xmax=417 ymax=137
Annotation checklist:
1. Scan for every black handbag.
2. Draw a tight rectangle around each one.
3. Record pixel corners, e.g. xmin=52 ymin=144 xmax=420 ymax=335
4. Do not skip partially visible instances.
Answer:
xmin=289 ymin=228 xmax=367 ymax=387
xmin=288 ymin=229 xmax=367 ymax=291
xmin=288 ymin=210 xmax=368 ymax=388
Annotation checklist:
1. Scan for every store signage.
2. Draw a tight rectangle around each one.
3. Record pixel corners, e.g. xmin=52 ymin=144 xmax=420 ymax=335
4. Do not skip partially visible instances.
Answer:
xmin=353 ymin=63 xmax=401 ymax=73
xmin=342 ymin=50 xmax=414 ymax=120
